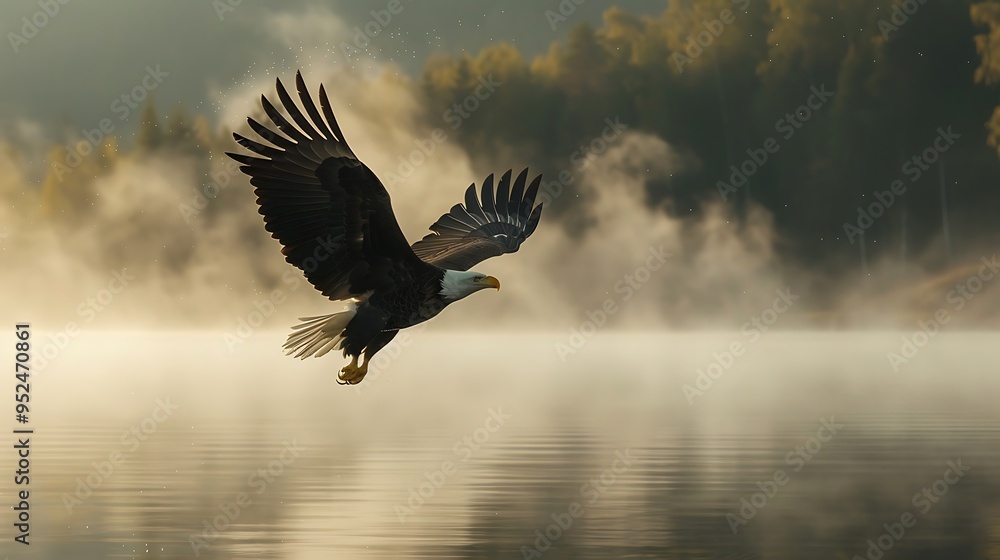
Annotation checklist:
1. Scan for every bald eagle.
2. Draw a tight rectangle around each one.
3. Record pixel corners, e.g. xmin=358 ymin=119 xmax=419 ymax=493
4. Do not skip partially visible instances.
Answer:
xmin=227 ymin=72 xmax=544 ymax=384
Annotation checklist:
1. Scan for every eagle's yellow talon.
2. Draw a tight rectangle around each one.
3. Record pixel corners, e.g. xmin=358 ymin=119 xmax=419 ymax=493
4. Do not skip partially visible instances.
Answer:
xmin=338 ymin=355 xmax=369 ymax=385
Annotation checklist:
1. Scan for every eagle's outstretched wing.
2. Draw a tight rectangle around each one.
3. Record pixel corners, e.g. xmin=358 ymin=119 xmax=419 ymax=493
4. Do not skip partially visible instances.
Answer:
xmin=410 ymin=168 xmax=544 ymax=271
xmin=226 ymin=72 xmax=427 ymax=301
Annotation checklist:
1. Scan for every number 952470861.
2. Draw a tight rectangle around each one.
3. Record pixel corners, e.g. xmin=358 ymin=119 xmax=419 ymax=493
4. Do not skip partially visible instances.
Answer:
xmin=15 ymin=324 xmax=29 ymax=424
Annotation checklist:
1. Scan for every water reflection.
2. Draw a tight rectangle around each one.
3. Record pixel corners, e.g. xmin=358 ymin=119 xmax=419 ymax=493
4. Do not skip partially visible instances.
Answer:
xmin=7 ymin=332 xmax=1000 ymax=559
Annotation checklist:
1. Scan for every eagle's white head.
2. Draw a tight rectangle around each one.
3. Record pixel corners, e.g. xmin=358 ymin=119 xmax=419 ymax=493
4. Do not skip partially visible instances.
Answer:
xmin=439 ymin=269 xmax=501 ymax=301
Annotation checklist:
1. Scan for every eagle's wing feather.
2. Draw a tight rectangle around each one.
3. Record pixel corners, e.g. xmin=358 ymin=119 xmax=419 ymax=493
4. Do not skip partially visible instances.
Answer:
xmin=411 ymin=168 xmax=544 ymax=271
xmin=227 ymin=72 xmax=425 ymax=301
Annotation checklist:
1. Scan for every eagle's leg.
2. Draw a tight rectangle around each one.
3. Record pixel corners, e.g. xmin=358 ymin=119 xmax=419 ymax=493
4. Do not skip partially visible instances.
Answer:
xmin=336 ymin=330 xmax=398 ymax=386
xmin=364 ymin=330 xmax=399 ymax=366
xmin=338 ymin=354 xmax=368 ymax=385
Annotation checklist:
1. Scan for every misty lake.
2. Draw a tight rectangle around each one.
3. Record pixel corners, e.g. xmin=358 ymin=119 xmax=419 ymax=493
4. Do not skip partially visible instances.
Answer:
xmin=6 ymin=331 xmax=1000 ymax=559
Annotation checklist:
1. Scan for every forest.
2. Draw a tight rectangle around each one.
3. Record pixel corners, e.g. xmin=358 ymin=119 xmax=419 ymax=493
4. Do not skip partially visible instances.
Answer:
xmin=5 ymin=0 xmax=1000 ymax=326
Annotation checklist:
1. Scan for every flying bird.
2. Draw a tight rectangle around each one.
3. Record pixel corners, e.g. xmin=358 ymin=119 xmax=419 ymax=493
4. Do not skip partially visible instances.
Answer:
xmin=227 ymin=72 xmax=545 ymax=384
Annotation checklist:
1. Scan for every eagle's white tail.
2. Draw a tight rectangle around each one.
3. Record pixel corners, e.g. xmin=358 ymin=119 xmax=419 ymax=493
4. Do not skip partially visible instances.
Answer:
xmin=283 ymin=304 xmax=358 ymax=359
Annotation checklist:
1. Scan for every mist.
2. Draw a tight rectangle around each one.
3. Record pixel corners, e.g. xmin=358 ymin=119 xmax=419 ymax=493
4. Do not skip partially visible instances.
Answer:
xmin=4 ymin=2 xmax=999 ymax=333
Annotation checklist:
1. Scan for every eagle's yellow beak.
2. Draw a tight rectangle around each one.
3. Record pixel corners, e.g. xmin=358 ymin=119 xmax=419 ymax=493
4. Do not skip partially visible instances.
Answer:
xmin=482 ymin=276 xmax=501 ymax=291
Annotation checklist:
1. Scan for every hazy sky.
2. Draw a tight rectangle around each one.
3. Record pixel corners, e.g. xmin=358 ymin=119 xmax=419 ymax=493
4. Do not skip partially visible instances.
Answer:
xmin=0 ymin=0 xmax=663 ymax=138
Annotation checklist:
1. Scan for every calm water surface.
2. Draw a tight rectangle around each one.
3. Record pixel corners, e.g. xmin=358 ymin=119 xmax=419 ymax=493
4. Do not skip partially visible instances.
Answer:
xmin=4 ymin=331 xmax=999 ymax=559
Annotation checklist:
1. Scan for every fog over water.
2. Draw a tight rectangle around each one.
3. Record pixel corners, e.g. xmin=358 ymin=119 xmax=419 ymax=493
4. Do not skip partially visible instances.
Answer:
xmin=3 ymin=2 xmax=1000 ymax=558
xmin=2 ymin=332 xmax=997 ymax=559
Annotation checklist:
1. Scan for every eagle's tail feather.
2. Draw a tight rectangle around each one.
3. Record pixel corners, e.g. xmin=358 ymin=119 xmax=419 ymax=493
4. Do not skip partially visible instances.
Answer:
xmin=283 ymin=304 xmax=358 ymax=359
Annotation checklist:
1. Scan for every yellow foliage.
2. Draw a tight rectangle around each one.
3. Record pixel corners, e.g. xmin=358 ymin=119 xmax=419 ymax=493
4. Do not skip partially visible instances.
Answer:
xmin=972 ymin=1 xmax=1000 ymax=84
